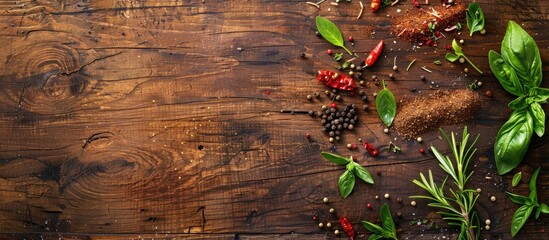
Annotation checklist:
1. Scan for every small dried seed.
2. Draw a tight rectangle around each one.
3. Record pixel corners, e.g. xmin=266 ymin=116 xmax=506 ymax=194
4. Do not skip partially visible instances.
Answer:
xmin=323 ymin=197 xmax=329 ymax=203
xmin=329 ymin=208 xmax=335 ymax=213
xmin=411 ymin=201 xmax=417 ymax=206
xmin=384 ymin=193 xmax=390 ymax=199
xmin=485 ymin=219 xmax=491 ymax=225
xmin=490 ymin=196 xmax=496 ymax=202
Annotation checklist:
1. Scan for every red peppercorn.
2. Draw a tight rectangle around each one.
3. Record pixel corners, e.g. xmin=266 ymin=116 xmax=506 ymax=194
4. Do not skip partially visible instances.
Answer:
xmin=486 ymin=90 xmax=492 ymax=97
xmin=327 ymin=49 xmax=333 ymax=55
xmin=419 ymin=148 xmax=425 ymax=154
xmin=305 ymin=133 xmax=311 ymax=140
xmin=367 ymin=203 xmax=372 ymax=209
xmin=351 ymin=144 xmax=358 ymax=150
xmin=348 ymin=36 xmax=353 ymax=42
xmin=352 ymin=156 xmax=357 ymax=161
xmin=376 ymin=171 xmax=382 ymax=176
xmin=330 ymin=103 xmax=337 ymax=108
xmin=265 ymin=90 xmax=271 ymax=95
xmin=445 ymin=44 xmax=453 ymax=50
xmin=312 ymin=215 xmax=317 ymax=221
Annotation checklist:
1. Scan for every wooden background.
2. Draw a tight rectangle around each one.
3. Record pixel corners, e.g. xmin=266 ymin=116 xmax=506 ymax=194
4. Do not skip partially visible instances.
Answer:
xmin=0 ymin=0 xmax=547 ymax=239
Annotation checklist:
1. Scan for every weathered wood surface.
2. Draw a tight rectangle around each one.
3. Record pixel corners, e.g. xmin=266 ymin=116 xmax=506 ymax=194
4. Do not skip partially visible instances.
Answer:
xmin=0 ymin=0 xmax=547 ymax=239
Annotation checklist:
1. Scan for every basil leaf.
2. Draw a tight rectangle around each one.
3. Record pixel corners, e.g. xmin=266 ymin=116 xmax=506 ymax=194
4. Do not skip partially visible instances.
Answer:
xmin=528 ymin=167 xmax=540 ymax=202
xmin=368 ymin=234 xmax=384 ymax=240
xmin=529 ymin=87 xmax=549 ymax=103
xmin=315 ymin=16 xmax=352 ymax=55
xmin=501 ymin=21 xmax=542 ymax=88
xmin=512 ymin=172 xmax=522 ymax=187
xmin=489 ymin=50 xmax=525 ymax=96
xmin=466 ymin=2 xmax=485 ymax=36
xmin=376 ymin=82 xmax=397 ymax=127
xmin=445 ymin=52 xmax=459 ymax=62
xmin=380 ymin=204 xmax=396 ymax=235
xmin=511 ymin=204 xmax=533 ymax=237
xmin=529 ymin=103 xmax=545 ymax=137
xmin=338 ymin=169 xmax=355 ymax=198
xmin=506 ymin=192 xmax=529 ymax=205
xmin=362 ymin=221 xmax=384 ymax=235
xmin=321 ymin=152 xmax=351 ymax=165
xmin=452 ymin=39 xmax=463 ymax=55
xmin=539 ymin=203 xmax=549 ymax=214
xmin=346 ymin=162 xmax=355 ymax=171
xmin=352 ymin=162 xmax=374 ymax=184
xmin=495 ymin=110 xmax=534 ymax=174
xmin=508 ymin=96 xmax=529 ymax=111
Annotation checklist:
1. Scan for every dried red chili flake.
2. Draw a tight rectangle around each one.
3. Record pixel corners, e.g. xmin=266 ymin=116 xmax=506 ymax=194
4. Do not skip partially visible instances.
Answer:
xmin=317 ymin=70 xmax=356 ymax=91
xmin=363 ymin=142 xmax=379 ymax=157
xmin=413 ymin=0 xmax=420 ymax=7
xmin=265 ymin=90 xmax=271 ymax=95
xmin=339 ymin=217 xmax=355 ymax=240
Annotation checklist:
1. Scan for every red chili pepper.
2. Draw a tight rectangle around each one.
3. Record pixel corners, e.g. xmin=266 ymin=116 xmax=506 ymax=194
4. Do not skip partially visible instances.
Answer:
xmin=370 ymin=0 xmax=381 ymax=12
xmin=339 ymin=216 xmax=355 ymax=240
xmin=413 ymin=0 xmax=420 ymax=7
xmin=364 ymin=40 xmax=384 ymax=67
xmin=317 ymin=70 xmax=356 ymax=91
xmin=363 ymin=142 xmax=379 ymax=157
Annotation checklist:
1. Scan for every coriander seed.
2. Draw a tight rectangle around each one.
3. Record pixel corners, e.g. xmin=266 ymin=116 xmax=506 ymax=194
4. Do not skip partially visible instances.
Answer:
xmin=323 ymin=197 xmax=329 ymax=203
xmin=384 ymin=193 xmax=390 ymax=199
xmin=417 ymin=137 xmax=423 ymax=143
xmin=329 ymin=208 xmax=335 ymax=213
xmin=334 ymin=230 xmax=340 ymax=235
xmin=485 ymin=225 xmax=490 ymax=230
xmin=326 ymin=222 xmax=332 ymax=228
xmin=411 ymin=200 xmax=417 ymax=206
xmin=485 ymin=219 xmax=491 ymax=225
xmin=490 ymin=196 xmax=496 ymax=202
xmin=318 ymin=222 xmax=324 ymax=228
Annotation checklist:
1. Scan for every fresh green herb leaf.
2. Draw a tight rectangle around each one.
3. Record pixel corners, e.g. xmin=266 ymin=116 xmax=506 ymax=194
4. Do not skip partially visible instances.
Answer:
xmin=352 ymin=162 xmax=374 ymax=184
xmin=361 ymin=221 xmax=384 ymax=234
xmin=512 ymin=172 xmax=522 ymax=187
xmin=528 ymin=167 xmax=540 ymax=202
xmin=315 ymin=16 xmax=353 ymax=55
xmin=321 ymin=152 xmax=351 ymax=165
xmin=501 ymin=21 xmax=542 ymax=88
xmin=539 ymin=203 xmax=549 ymax=214
xmin=361 ymin=204 xmax=398 ymax=240
xmin=338 ymin=170 xmax=355 ymax=198
xmin=456 ymin=22 xmax=462 ymax=31
xmin=334 ymin=52 xmax=343 ymax=61
xmin=376 ymin=80 xmax=397 ymax=127
xmin=341 ymin=61 xmax=350 ymax=69
xmin=508 ymin=96 xmax=529 ymax=111
xmin=446 ymin=39 xmax=483 ymax=74
xmin=466 ymin=2 xmax=485 ymax=36
xmin=511 ymin=204 xmax=534 ymax=237
xmin=528 ymin=87 xmax=549 ymax=103
xmin=488 ymin=50 xmax=525 ymax=96
xmin=434 ymin=60 xmax=442 ymax=65
xmin=346 ymin=162 xmax=356 ymax=171
xmin=506 ymin=192 xmax=529 ymax=205
xmin=529 ymin=103 xmax=545 ymax=137
xmin=494 ymin=110 xmax=533 ymax=174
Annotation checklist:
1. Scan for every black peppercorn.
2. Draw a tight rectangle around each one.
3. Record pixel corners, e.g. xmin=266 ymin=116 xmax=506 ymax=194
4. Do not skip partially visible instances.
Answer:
xmin=308 ymin=110 xmax=314 ymax=116
xmin=363 ymin=104 xmax=368 ymax=111
xmin=359 ymin=90 xmax=365 ymax=96
xmin=306 ymin=95 xmax=312 ymax=101
xmin=421 ymin=75 xmax=426 ymax=81
xmin=315 ymin=31 xmax=321 ymax=37
xmin=361 ymin=96 xmax=368 ymax=102
xmin=349 ymin=119 xmax=355 ymax=124
xmin=335 ymin=136 xmax=340 ymax=141
xmin=348 ymin=124 xmax=354 ymax=130
xmin=335 ymin=130 xmax=341 ymax=136
xmin=314 ymin=92 xmax=320 ymax=98
xmin=300 ymin=52 xmax=306 ymax=58
xmin=329 ymin=131 xmax=335 ymax=137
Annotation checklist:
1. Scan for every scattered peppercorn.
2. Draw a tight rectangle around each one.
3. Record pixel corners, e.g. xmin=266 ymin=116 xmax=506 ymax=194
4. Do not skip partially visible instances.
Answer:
xmin=326 ymin=222 xmax=332 ymax=228
xmin=480 ymin=29 xmax=486 ymax=35
xmin=420 ymin=75 xmax=426 ymax=81
xmin=375 ymin=195 xmax=379 ymax=200
xmin=383 ymin=128 xmax=389 ymax=133
xmin=384 ymin=193 xmax=390 ymax=199
xmin=363 ymin=104 xmax=369 ymax=111
xmin=464 ymin=67 xmax=469 ymax=73
xmin=318 ymin=222 xmax=324 ymax=228
xmin=393 ymin=65 xmax=398 ymax=71
xmin=334 ymin=230 xmax=340 ymax=235
xmin=348 ymin=36 xmax=353 ymax=42
xmin=490 ymin=196 xmax=496 ymax=202
xmin=485 ymin=225 xmax=490 ymax=230
xmin=485 ymin=219 xmax=491 ymax=225
xmin=419 ymin=148 xmax=425 ymax=154
xmin=351 ymin=144 xmax=358 ymax=150
xmin=416 ymin=137 xmax=423 ymax=143
xmin=329 ymin=137 xmax=334 ymax=143
xmin=397 ymin=212 xmax=402 ymax=217
xmin=367 ymin=203 xmax=372 ymax=209
xmin=323 ymin=197 xmax=329 ymax=203
xmin=327 ymin=49 xmax=333 ymax=55
xmin=459 ymin=39 xmax=464 ymax=44
xmin=314 ymin=92 xmax=321 ymax=98
xmin=477 ymin=81 xmax=483 ymax=86
xmin=397 ymin=198 xmax=402 ymax=203
xmin=376 ymin=171 xmax=382 ymax=176
xmin=347 ymin=143 xmax=352 ymax=149
xmin=459 ymin=57 xmax=465 ymax=63
xmin=307 ymin=95 xmax=312 ymax=101
xmin=329 ymin=208 xmax=335 ymax=213
xmin=312 ymin=215 xmax=317 ymax=221
xmin=411 ymin=201 xmax=417 ymax=206
xmin=476 ymin=188 xmax=482 ymax=193
xmin=486 ymin=90 xmax=492 ymax=97
xmin=315 ymin=31 xmax=321 ymax=37
xmin=389 ymin=73 xmax=394 ymax=79
xmin=300 ymin=52 xmax=306 ymax=58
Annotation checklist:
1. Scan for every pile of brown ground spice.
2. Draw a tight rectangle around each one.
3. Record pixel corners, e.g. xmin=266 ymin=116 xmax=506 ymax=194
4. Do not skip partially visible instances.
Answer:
xmin=391 ymin=1 xmax=466 ymax=43
xmin=394 ymin=89 xmax=481 ymax=138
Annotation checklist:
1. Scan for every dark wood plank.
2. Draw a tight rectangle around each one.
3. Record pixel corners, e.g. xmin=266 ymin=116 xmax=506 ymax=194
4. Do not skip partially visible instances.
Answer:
xmin=0 ymin=0 xmax=548 ymax=239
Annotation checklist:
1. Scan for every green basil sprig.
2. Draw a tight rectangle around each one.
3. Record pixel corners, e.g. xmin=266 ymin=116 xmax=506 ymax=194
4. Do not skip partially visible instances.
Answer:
xmin=315 ymin=16 xmax=353 ymax=55
xmin=488 ymin=21 xmax=547 ymax=174
xmin=361 ymin=203 xmax=398 ymax=240
xmin=511 ymin=172 xmax=522 ymax=187
xmin=506 ymin=168 xmax=549 ymax=236
xmin=321 ymin=152 xmax=374 ymax=198
xmin=466 ymin=2 xmax=485 ymax=36
xmin=445 ymin=39 xmax=483 ymax=74
xmin=376 ymin=80 xmax=397 ymax=127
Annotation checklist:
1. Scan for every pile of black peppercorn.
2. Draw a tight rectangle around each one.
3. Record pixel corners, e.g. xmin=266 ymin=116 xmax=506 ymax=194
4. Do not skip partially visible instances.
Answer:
xmin=319 ymin=104 xmax=358 ymax=143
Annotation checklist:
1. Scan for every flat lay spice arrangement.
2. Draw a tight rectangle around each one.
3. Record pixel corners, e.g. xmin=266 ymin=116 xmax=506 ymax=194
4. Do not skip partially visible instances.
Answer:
xmin=301 ymin=0 xmax=547 ymax=239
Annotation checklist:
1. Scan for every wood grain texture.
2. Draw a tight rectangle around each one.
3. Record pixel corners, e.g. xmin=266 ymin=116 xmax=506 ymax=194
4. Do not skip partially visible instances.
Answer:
xmin=0 ymin=0 xmax=547 ymax=239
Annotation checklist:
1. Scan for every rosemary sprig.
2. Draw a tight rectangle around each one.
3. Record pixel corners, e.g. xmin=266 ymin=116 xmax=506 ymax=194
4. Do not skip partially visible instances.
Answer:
xmin=411 ymin=127 xmax=480 ymax=240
